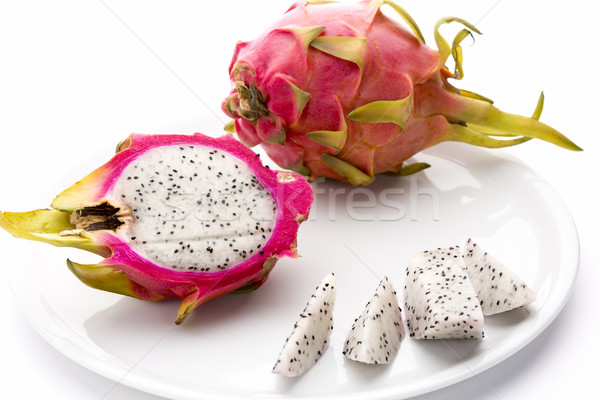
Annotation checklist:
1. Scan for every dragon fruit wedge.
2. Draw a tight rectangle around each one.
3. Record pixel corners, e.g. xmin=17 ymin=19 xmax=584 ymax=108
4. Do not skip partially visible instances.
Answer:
xmin=404 ymin=246 xmax=484 ymax=339
xmin=0 ymin=133 xmax=313 ymax=324
xmin=222 ymin=0 xmax=581 ymax=185
xmin=463 ymin=239 xmax=536 ymax=316
xmin=343 ymin=276 xmax=405 ymax=364
xmin=273 ymin=273 xmax=336 ymax=377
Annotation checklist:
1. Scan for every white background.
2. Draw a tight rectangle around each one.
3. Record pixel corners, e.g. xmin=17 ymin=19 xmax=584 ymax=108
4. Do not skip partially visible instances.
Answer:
xmin=0 ymin=0 xmax=598 ymax=399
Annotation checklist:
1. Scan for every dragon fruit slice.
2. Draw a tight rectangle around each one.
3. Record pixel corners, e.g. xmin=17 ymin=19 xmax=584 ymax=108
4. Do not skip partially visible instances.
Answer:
xmin=222 ymin=0 xmax=581 ymax=185
xmin=0 ymin=133 xmax=313 ymax=324
xmin=404 ymin=246 xmax=484 ymax=339
xmin=463 ymin=238 xmax=536 ymax=315
xmin=272 ymin=273 xmax=336 ymax=377
xmin=342 ymin=276 xmax=405 ymax=364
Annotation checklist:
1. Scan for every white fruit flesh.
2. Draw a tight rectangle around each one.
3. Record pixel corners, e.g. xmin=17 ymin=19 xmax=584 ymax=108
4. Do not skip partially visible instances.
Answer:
xmin=404 ymin=246 xmax=484 ymax=339
xmin=463 ymin=239 xmax=536 ymax=315
xmin=111 ymin=145 xmax=277 ymax=272
xmin=272 ymin=273 xmax=336 ymax=377
xmin=343 ymin=276 xmax=405 ymax=364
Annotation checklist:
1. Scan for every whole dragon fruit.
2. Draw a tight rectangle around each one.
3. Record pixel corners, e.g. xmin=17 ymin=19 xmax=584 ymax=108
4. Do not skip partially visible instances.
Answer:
xmin=0 ymin=133 xmax=313 ymax=324
xmin=222 ymin=0 xmax=581 ymax=185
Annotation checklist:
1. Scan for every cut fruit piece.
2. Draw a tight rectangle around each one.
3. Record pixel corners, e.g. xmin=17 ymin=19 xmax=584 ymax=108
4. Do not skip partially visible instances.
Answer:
xmin=343 ymin=276 xmax=405 ymax=364
xmin=462 ymin=238 xmax=537 ymax=316
xmin=272 ymin=273 xmax=336 ymax=377
xmin=404 ymin=246 xmax=484 ymax=339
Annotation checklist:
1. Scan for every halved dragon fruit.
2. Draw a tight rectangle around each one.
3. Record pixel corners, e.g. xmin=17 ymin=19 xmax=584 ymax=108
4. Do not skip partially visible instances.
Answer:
xmin=222 ymin=0 xmax=581 ymax=185
xmin=463 ymin=238 xmax=536 ymax=315
xmin=404 ymin=246 xmax=484 ymax=339
xmin=272 ymin=273 xmax=336 ymax=377
xmin=343 ymin=276 xmax=405 ymax=364
xmin=0 ymin=133 xmax=313 ymax=324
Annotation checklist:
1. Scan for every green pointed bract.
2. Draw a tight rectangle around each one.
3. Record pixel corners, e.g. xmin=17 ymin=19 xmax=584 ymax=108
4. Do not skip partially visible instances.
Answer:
xmin=375 ymin=0 xmax=425 ymax=43
xmin=51 ymin=167 xmax=111 ymax=212
xmin=67 ymin=259 xmax=166 ymax=301
xmin=434 ymin=17 xmax=481 ymax=72
xmin=451 ymin=95 xmax=582 ymax=150
xmin=233 ymin=257 xmax=277 ymax=293
xmin=284 ymin=25 xmax=325 ymax=48
xmin=288 ymin=81 xmax=311 ymax=117
xmin=348 ymin=94 xmax=412 ymax=127
xmin=310 ymin=36 xmax=367 ymax=71
xmin=307 ymin=129 xmax=347 ymax=152
xmin=2 ymin=209 xmax=73 ymax=235
xmin=270 ymin=134 xmax=286 ymax=146
xmin=115 ymin=134 xmax=133 ymax=153
xmin=266 ymin=127 xmax=286 ymax=145
xmin=289 ymin=160 xmax=311 ymax=176
xmin=445 ymin=124 xmax=531 ymax=148
xmin=176 ymin=290 xmax=208 ymax=325
xmin=460 ymin=92 xmax=544 ymax=138
xmin=451 ymin=29 xmax=473 ymax=80
xmin=531 ymin=92 xmax=544 ymax=120
xmin=458 ymin=88 xmax=494 ymax=104
xmin=224 ymin=120 xmax=236 ymax=133
xmin=321 ymin=154 xmax=373 ymax=185
xmin=0 ymin=209 xmax=107 ymax=256
xmin=396 ymin=162 xmax=431 ymax=176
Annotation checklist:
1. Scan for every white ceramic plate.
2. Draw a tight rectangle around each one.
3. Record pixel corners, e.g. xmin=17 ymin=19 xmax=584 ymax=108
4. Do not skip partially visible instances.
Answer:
xmin=4 ymin=142 xmax=578 ymax=400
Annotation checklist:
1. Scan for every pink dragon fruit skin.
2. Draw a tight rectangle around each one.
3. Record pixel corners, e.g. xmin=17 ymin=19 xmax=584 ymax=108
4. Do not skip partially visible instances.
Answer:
xmin=222 ymin=0 xmax=581 ymax=185
xmin=0 ymin=133 xmax=313 ymax=324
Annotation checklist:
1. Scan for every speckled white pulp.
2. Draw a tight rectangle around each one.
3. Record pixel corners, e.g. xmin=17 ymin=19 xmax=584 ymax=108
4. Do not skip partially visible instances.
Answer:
xmin=112 ymin=144 xmax=277 ymax=272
